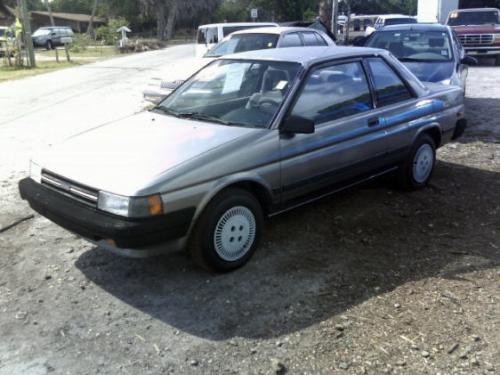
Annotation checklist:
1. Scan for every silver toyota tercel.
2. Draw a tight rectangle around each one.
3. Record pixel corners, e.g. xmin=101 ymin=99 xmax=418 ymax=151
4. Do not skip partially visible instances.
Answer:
xmin=20 ymin=47 xmax=467 ymax=271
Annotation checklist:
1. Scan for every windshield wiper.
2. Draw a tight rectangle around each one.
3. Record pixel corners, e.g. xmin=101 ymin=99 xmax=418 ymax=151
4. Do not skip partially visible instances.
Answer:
xmin=398 ymin=57 xmax=426 ymax=62
xmin=177 ymin=112 xmax=238 ymax=126
xmin=152 ymin=106 xmax=182 ymax=118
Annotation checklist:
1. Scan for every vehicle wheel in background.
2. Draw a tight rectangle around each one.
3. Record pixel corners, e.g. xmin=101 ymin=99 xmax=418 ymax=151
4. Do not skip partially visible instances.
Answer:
xmin=189 ymin=188 xmax=264 ymax=272
xmin=496 ymin=55 xmax=500 ymax=66
xmin=46 ymin=40 xmax=53 ymax=50
xmin=396 ymin=134 xmax=436 ymax=190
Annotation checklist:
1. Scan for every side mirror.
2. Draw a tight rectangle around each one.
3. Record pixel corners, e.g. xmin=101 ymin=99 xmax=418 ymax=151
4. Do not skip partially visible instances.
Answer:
xmin=281 ymin=115 xmax=315 ymax=135
xmin=461 ymin=55 xmax=477 ymax=66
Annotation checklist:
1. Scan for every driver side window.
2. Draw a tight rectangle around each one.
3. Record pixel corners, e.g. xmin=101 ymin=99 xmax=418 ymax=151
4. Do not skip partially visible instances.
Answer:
xmin=290 ymin=61 xmax=373 ymax=125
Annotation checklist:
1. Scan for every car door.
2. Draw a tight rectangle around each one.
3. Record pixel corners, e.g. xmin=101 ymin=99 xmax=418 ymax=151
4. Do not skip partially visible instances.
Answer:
xmin=279 ymin=56 xmax=423 ymax=204
xmin=279 ymin=59 xmax=380 ymax=202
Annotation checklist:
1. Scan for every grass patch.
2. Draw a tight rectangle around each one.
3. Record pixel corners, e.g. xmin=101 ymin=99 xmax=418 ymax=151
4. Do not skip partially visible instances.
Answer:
xmin=0 ymin=61 xmax=82 ymax=83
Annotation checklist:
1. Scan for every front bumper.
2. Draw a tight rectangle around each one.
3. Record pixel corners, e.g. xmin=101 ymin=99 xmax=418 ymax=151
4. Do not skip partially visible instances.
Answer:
xmin=19 ymin=177 xmax=195 ymax=250
xmin=463 ymin=46 xmax=500 ymax=56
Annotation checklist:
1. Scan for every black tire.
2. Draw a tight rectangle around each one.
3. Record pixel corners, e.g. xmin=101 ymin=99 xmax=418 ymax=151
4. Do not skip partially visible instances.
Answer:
xmin=496 ymin=55 xmax=500 ymax=66
xmin=46 ymin=40 xmax=53 ymax=50
xmin=396 ymin=134 xmax=436 ymax=190
xmin=189 ymin=188 xmax=264 ymax=272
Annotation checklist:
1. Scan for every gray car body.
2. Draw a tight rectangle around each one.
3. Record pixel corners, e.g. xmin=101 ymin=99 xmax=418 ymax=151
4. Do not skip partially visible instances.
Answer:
xmin=32 ymin=47 xmax=465 ymax=256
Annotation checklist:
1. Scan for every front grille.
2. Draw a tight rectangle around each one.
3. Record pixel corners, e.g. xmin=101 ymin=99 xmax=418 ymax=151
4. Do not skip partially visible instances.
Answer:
xmin=41 ymin=171 xmax=98 ymax=207
xmin=458 ymin=34 xmax=493 ymax=46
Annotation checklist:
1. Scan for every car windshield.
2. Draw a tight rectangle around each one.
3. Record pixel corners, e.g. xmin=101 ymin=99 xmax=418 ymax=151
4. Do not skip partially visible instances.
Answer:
xmin=384 ymin=18 xmax=417 ymax=26
xmin=157 ymin=59 xmax=301 ymax=129
xmin=33 ymin=29 xmax=51 ymax=37
xmin=367 ymin=30 xmax=453 ymax=62
xmin=205 ymin=33 xmax=279 ymax=57
xmin=447 ymin=10 xmax=500 ymax=26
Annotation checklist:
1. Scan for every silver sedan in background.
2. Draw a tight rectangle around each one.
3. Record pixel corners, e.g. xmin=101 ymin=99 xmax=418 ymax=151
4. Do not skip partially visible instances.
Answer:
xmin=21 ymin=47 xmax=466 ymax=271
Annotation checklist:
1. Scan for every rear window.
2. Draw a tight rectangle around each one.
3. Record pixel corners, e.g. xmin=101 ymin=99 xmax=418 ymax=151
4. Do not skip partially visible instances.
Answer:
xmin=205 ymin=33 xmax=279 ymax=57
xmin=385 ymin=18 xmax=417 ymax=26
xmin=197 ymin=27 xmax=218 ymax=44
xmin=447 ymin=10 xmax=500 ymax=26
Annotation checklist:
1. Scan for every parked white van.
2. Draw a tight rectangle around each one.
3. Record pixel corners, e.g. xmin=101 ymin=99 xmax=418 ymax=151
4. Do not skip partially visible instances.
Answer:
xmin=196 ymin=22 xmax=278 ymax=57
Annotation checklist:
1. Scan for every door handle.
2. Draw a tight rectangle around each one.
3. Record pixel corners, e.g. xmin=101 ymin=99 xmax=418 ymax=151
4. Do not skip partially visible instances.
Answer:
xmin=368 ymin=117 xmax=380 ymax=127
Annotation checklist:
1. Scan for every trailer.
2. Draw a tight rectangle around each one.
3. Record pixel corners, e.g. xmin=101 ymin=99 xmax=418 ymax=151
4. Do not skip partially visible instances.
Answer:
xmin=418 ymin=0 xmax=459 ymax=24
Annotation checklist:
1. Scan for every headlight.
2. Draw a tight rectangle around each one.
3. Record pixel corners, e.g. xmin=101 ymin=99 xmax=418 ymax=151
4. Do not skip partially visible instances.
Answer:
xmin=494 ymin=33 xmax=500 ymax=41
xmin=439 ymin=79 xmax=452 ymax=85
xmin=29 ymin=160 xmax=42 ymax=183
xmin=98 ymin=191 xmax=163 ymax=218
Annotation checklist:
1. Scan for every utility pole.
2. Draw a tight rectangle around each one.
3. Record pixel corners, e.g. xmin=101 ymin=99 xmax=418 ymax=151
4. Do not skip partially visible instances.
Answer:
xmin=44 ymin=0 xmax=59 ymax=62
xmin=17 ymin=0 xmax=36 ymax=67
xmin=331 ymin=0 xmax=338 ymax=42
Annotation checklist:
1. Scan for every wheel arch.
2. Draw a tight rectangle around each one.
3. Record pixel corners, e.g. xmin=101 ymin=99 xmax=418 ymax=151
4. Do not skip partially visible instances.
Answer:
xmin=413 ymin=123 xmax=442 ymax=149
xmin=186 ymin=174 xmax=275 ymax=239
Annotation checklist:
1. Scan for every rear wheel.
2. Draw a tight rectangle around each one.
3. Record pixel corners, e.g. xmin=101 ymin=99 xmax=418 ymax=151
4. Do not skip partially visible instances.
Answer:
xmin=189 ymin=188 xmax=264 ymax=272
xmin=396 ymin=134 xmax=436 ymax=190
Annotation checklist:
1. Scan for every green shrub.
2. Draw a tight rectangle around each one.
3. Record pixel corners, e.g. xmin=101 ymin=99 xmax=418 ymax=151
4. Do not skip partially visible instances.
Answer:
xmin=96 ymin=17 xmax=129 ymax=46
xmin=69 ymin=33 xmax=91 ymax=53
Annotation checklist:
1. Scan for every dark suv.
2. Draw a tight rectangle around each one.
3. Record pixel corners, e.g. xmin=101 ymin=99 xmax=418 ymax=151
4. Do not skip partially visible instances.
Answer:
xmin=447 ymin=8 xmax=500 ymax=65
xmin=32 ymin=26 xmax=74 ymax=50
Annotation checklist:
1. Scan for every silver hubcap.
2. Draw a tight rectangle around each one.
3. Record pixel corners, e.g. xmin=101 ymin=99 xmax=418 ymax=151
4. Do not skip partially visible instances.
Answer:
xmin=413 ymin=144 xmax=434 ymax=183
xmin=214 ymin=206 xmax=256 ymax=262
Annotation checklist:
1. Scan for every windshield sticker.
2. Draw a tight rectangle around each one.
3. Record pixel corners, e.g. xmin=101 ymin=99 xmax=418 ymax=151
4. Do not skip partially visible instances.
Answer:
xmin=275 ymin=80 xmax=288 ymax=90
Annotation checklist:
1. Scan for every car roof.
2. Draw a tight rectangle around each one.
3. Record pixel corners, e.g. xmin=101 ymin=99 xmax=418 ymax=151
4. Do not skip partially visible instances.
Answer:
xmin=198 ymin=22 xmax=278 ymax=28
xmin=222 ymin=46 xmax=385 ymax=67
xmin=378 ymin=14 xmax=413 ymax=20
xmin=452 ymin=7 xmax=499 ymax=13
xmin=380 ymin=23 xmax=450 ymax=32
xmin=229 ymin=26 xmax=325 ymax=36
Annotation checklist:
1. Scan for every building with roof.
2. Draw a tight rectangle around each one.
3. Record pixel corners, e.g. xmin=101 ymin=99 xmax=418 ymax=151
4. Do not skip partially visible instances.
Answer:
xmin=30 ymin=11 xmax=105 ymax=33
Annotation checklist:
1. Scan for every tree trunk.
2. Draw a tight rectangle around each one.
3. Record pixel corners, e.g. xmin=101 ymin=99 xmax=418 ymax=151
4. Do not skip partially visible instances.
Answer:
xmin=44 ymin=0 xmax=59 ymax=62
xmin=165 ymin=0 xmax=177 ymax=41
xmin=87 ymin=0 xmax=99 ymax=39
xmin=157 ymin=1 xmax=166 ymax=40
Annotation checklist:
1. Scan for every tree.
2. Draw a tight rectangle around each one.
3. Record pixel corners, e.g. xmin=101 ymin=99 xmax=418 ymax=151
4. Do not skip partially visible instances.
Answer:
xmin=87 ymin=0 xmax=99 ymax=38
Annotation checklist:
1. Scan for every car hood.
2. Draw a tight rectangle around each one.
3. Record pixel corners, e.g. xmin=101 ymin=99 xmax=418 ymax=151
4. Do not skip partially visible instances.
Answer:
xmin=34 ymin=111 xmax=255 ymax=196
xmin=402 ymin=61 xmax=455 ymax=83
xmin=451 ymin=25 xmax=500 ymax=34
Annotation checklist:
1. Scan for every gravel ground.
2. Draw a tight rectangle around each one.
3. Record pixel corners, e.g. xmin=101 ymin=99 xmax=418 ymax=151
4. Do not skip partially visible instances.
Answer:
xmin=0 ymin=62 xmax=499 ymax=374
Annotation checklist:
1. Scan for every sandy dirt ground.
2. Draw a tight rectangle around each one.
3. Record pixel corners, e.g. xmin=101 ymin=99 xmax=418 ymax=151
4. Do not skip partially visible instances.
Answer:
xmin=0 ymin=53 xmax=498 ymax=374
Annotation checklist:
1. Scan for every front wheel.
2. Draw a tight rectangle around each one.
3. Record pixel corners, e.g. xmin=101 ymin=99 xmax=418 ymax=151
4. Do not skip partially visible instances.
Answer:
xmin=396 ymin=134 xmax=436 ymax=190
xmin=189 ymin=189 xmax=264 ymax=272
